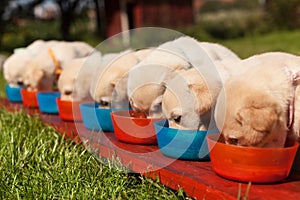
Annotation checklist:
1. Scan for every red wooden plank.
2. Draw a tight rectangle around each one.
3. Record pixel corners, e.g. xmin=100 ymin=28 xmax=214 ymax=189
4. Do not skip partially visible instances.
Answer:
xmin=2 ymin=98 xmax=300 ymax=200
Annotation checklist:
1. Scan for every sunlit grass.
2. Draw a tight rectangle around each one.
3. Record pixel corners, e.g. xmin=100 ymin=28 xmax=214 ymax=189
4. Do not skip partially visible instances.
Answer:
xmin=0 ymin=109 xmax=191 ymax=199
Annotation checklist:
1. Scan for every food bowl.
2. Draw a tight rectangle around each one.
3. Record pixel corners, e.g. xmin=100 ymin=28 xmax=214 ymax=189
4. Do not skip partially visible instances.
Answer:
xmin=154 ymin=120 xmax=216 ymax=160
xmin=111 ymin=110 xmax=164 ymax=145
xmin=36 ymin=92 xmax=61 ymax=114
xmin=56 ymin=98 xmax=83 ymax=121
xmin=5 ymin=84 xmax=23 ymax=102
xmin=21 ymin=89 xmax=38 ymax=107
xmin=80 ymin=102 xmax=126 ymax=132
xmin=207 ymin=134 xmax=299 ymax=183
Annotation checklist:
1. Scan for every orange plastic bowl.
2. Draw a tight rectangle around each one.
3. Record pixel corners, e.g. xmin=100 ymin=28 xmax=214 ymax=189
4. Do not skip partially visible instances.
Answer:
xmin=111 ymin=110 xmax=165 ymax=145
xmin=207 ymin=134 xmax=299 ymax=183
xmin=20 ymin=89 xmax=38 ymax=107
xmin=56 ymin=98 xmax=83 ymax=121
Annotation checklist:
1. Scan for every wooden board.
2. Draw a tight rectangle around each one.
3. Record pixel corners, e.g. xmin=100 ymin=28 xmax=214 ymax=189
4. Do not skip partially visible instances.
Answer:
xmin=2 ymin=98 xmax=300 ymax=200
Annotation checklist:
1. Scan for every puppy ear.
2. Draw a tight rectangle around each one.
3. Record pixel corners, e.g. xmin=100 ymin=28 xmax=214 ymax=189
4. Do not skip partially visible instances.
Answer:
xmin=236 ymin=101 xmax=280 ymax=132
xmin=188 ymin=83 xmax=212 ymax=114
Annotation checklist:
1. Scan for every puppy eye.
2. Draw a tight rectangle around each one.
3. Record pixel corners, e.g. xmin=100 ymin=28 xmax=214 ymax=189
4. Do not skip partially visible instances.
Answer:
xmin=227 ymin=137 xmax=239 ymax=145
xmin=235 ymin=118 xmax=243 ymax=126
xmin=173 ymin=115 xmax=181 ymax=123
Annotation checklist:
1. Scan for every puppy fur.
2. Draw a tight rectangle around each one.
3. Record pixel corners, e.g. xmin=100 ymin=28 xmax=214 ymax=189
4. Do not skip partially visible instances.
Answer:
xmin=58 ymin=51 xmax=102 ymax=101
xmin=90 ymin=49 xmax=151 ymax=108
xmin=3 ymin=40 xmax=52 ymax=87
xmin=162 ymin=58 xmax=242 ymax=130
xmin=23 ymin=41 xmax=94 ymax=91
xmin=127 ymin=38 xmax=193 ymax=118
xmin=215 ymin=52 xmax=300 ymax=148
xmin=128 ymin=36 xmax=241 ymax=119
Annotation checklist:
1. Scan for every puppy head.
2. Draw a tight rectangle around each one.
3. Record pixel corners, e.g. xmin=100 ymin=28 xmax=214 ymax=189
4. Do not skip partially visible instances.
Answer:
xmin=58 ymin=72 xmax=75 ymax=101
xmin=93 ymin=72 xmax=130 ymax=109
xmin=23 ymin=65 xmax=44 ymax=91
xmin=129 ymin=83 xmax=166 ymax=118
xmin=92 ymin=51 xmax=138 ymax=108
xmin=162 ymin=87 xmax=201 ymax=130
xmin=3 ymin=50 xmax=32 ymax=87
xmin=215 ymin=80 xmax=287 ymax=148
xmin=58 ymin=58 xmax=87 ymax=101
xmin=162 ymin=69 xmax=215 ymax=130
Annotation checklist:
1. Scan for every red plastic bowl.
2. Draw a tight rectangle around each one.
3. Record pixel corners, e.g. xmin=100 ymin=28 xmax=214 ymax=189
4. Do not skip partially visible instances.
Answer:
xmin=20 ymin=89 xmax=38 ymax=107
xmin=207 ymin=134 xmax=299 ymax=183
xmin=111 ymin=110 xmax=165 ymax=145
xmin=56 ymin=98 xmax=83 ymax=121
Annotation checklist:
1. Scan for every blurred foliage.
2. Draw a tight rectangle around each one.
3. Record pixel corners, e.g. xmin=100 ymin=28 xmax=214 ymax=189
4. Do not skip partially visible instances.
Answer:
xmin=197 ymin=0 xmax=300 ymax=39
xmin=266 ymin=0 xmax=300 ymax=30
xmin=196 ymin=0 xmax=271 ymax=39
xmin=199 ymin=0 xmax=261 ymax=13
xmin=1 ymin=16 xmax=102 ymax=54
xmin=199 ymin=9 xmax=270 ymax=39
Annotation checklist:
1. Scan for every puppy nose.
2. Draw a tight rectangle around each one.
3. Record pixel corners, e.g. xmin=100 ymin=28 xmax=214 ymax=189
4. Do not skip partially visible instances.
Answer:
xmin=64 ymin=90 xmax=72 ymax=95
xmin=99 ymin=99 xmax=110 ymax=107
xmin=17 ymin=81 xmax=24 ymax=86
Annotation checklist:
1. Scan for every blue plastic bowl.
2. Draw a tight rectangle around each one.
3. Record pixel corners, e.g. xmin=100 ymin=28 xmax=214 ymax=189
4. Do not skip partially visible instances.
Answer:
xmin=5 ymin=84 xmax=23 ymax=102
xmin=80 ymin=102 xmax=129 ymax=132
xmin=37 ymin=92 xmax=61 ymax=114
xmin=154 ymin=120 xmax=218 ymax=160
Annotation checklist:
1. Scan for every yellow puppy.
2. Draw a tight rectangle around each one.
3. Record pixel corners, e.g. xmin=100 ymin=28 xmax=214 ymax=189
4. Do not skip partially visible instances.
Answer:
xmin=23 ymin=41 xmax=94 ymax=91
xmin=215 ymin=52 xmax=300 ymax=148
xmin=128 ymin=36 xmax=240 ymax=119
xmin=90 ymin=49 xmax=152 ymax=108
xmin=58 ymin=51 xmax=102 ymax=101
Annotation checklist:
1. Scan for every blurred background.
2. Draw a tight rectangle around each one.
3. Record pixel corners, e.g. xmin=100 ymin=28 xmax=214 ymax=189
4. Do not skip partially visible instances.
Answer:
xmin=0 ymin=0 xmax=300 ymax=58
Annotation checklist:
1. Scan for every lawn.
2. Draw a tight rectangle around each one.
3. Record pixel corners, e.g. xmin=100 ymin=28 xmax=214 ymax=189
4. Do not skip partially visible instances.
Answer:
xmin=1 ymin=24 xmax=300 ymax=199
xmin=0 ymin=109 xmax=191 ymax=199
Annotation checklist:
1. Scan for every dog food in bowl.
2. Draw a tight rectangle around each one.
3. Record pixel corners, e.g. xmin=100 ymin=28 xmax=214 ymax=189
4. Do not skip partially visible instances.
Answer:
xmin=5 ymin=84 xmax=23 ymax=102
xmin=36 ymin=92 xmax=61 ymax=114
xmin=111 ymin=110 xmax=164 ymax=145
xmin=21 ymin=89 xmax=38 ymax=107
xmin=207 ymin=133 xmax=299 ymax=183
xmin=154 ymin=120 xmax=217 ymax=160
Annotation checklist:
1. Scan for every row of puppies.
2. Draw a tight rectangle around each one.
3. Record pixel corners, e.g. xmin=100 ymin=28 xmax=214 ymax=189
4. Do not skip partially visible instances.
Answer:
xmin=87 ymin=37 xmax=300 ymax=148
xmin=5 ymin=37 xmax=299 ymax=148
xmin=3 ymin=39 xmax=94 ymax=91
xmin=60 ymin=36 xmax=242 ymax=139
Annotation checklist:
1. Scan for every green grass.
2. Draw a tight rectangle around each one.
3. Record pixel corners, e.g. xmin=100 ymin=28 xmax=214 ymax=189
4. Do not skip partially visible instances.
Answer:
xmin=215 ymin=29 xmax=300 ymax=58
xmin=0 ymin=109 xmax=190 ymax=199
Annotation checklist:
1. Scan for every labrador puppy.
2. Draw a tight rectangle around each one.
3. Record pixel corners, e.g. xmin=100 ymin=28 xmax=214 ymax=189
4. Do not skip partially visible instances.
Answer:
xmin=162 ymin=58 xmax=242 ymax=130
xmin=90 ymin=49 xmax=152 ymax=108
xmin=214 ymin=52 xmax=300 ymax=148
xmin=3 ymin=40 xmax=54 ymax=87
xmin=58 ymin=51 xmax=102 ymax=101
xmin=127 ymin=38 xmax=193 ymax=118
xmin=127 ymin=36 xmax=240 ymax=118
xmin=23 ymin=41 xmax=94 ymax=91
